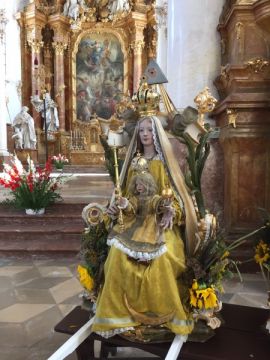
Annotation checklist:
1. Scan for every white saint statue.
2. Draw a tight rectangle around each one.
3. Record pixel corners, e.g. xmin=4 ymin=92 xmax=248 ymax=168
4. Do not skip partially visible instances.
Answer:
xmin=63 ymin=0 xmax=86 ymax=20
xmin=108 ymin=0 xmax=130 ymax=14
xmin=13 ymin=106 xmax=37 ymax=150
xmin=12 ymin=127 xmax=23 ymax=150
xmin=41 ymin=93 xmax=60 ymax=133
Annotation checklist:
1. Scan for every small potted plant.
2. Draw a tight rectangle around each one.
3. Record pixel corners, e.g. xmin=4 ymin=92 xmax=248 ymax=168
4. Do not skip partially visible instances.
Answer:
xmin=52 ymin=154 xmax=69 ymax=171
xmin=0 ymin=155 xmax=64 ymax=215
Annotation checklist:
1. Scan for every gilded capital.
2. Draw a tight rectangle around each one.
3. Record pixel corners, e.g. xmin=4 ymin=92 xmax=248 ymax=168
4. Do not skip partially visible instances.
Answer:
xmin=52 ymin=42 xmax=68 ymax=55
xmin=28 ymin=39 xmax=44 ymax=54
xmin=131 ymin=40 xmax=145 ymax=54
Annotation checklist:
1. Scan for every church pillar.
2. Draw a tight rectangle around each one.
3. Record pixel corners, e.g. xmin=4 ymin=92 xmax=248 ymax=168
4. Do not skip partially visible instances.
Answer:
xmin=166 ymin=0 xmax=224 ymax=109
xmin=26 ymin=36 xmax=43 ymax=131
xmin=155 ymin=0 xmax=168 ymax=78
xmin=131 ymin=38 xmax=145 ymax=92
xmin=52 ymin=41 xmax=67 ymax=131
xmin=130 ymin=12 xmax=147 ymax=93
xmin=0 ymin=9 xmax=9 ymax=159
xmin=27 ymin=38 xmax=44 ymax=97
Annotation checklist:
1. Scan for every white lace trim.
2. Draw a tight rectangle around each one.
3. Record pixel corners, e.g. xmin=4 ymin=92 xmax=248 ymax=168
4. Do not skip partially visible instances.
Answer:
xmin=107 ymin=237 xmax=167 ymax=261
xmin=152 ymin=117 xmax=184 ymax=210
xmin=95 ymin=327 xmax=135 ymax=338
xmin=151 ymin=117 xmax=165 ymax=163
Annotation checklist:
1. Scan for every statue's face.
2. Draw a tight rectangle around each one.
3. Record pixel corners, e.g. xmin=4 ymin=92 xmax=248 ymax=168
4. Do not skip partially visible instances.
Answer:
xmin=136 ymin=180 xmax=146 ymax=194
xmin=139 ymin=118 xmax=153 ymax=147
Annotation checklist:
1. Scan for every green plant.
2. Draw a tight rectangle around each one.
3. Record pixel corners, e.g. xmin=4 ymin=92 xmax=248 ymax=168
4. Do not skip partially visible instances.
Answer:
xmin=178 ymin=129 xmax=211 ymax=219
xmin=0 ymin=155 xmax=63 ymax=210
xmin=52 ymin=154 xmax=69 ymax=169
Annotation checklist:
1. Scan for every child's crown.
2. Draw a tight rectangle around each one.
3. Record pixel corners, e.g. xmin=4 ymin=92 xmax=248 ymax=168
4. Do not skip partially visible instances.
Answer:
xmin=131 ymin=152 xmax=149 ymax=174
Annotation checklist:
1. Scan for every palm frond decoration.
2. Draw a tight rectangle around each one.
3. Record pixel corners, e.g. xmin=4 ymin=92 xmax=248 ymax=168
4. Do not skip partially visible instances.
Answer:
xmin=178 ymin=131 xmax=211 ymax=219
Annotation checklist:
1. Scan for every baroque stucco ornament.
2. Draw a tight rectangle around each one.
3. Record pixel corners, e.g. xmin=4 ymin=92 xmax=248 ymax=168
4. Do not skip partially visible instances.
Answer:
xmin=246 ymin=57 xmax=270 ymax=73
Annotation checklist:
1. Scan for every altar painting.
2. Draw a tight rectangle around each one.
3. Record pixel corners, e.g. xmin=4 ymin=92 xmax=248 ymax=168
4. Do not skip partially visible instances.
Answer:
xmin=76 ymin=33 xmax=124 ymax=121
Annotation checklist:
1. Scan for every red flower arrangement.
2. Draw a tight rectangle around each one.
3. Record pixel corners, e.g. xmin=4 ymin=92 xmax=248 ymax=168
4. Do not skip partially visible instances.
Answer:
xmin=0 ymin=155 xmax=63 ymax=211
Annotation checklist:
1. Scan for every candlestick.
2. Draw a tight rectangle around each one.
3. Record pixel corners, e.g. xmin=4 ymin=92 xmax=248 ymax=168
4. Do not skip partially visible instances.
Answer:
xmin=112 ymin=145 xmax=125 ymax=232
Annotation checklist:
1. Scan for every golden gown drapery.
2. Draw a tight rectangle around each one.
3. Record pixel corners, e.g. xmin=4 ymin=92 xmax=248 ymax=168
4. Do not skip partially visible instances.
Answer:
xmin=92 ymin=160 xmax=194 ymax=337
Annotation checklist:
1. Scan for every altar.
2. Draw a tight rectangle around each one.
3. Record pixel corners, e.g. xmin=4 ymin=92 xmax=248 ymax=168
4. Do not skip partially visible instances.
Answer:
xmin=16 ymin=0 xmax=157 ymax=165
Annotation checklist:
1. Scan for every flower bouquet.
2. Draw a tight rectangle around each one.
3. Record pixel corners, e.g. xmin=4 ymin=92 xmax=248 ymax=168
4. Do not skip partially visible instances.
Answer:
xmin=0 ymin=155 xmax=63 ymax=213
xmin=179 ymin=215 xmax=267 ymax=342
xmin=52 ymin=154 xmax=69 ymax=170
xmin=77 ymin=212 xmax=109 ymax=311
xmin=252 ymin=209 xmax=270 ymax=333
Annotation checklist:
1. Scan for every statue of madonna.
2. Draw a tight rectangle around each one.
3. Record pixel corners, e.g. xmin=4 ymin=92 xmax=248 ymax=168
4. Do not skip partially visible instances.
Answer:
xmin=90 ymin=87 xmax=199 ymax=341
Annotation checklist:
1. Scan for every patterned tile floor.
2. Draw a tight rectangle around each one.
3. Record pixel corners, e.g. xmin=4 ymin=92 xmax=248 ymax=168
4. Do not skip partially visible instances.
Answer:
xmin=0 ymin=254 xmax=268 ymax=360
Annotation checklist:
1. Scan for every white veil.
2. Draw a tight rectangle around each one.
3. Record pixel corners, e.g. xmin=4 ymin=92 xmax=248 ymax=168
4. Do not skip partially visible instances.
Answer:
xmin=119 ymin=116 xmax=199 ymax=256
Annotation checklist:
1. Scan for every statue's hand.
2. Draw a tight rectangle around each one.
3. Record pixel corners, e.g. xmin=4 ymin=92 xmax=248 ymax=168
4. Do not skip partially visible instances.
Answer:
xmin=115 ymin=196 xmax=128 ymax=209
xmin=159 ymin=206 xmax=175 ymax=230
xmin=106 ymin=203 xmax=120 ymax=217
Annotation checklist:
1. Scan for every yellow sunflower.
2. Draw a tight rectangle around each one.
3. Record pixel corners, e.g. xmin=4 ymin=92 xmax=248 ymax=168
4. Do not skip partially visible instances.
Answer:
xmin=254 ymin=240 xmax=270 ymax=265
xmin=77 ymin=265 xmax=94 ymax=291
xmin=221 ymin=250 xmax=230 ymax=260
xmin=189 ymin=289 xmax=198 ymax=308
xmin=192 ymin=279 xmax=199 ymax=290
xmin=203 ymin=287 xmax=218 ymax=309
xmin=189 ymin=282 xmax=218 ymax=310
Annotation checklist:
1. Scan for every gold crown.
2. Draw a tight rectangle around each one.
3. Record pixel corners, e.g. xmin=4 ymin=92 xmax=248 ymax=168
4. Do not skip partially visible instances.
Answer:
xmin=132 ymin=79 xmax=160 ymax=116
xmin=130 ymin=152 xmax=149 ymax=174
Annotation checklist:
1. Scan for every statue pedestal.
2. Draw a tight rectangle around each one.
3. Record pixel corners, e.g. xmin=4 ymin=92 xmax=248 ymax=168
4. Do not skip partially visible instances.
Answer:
xmin=16 ymin=149 xmax=38 ymax=165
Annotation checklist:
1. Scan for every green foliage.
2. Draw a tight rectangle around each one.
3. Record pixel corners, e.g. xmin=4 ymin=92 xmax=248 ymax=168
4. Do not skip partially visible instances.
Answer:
xmin=0 ymin=156 xmax=64 ymax=210
xmin=7 ymin=179 xmax=62 ymax=210
xmin=179 ymin=131 xmax=211 ymax=218
xmin=80 ymin=222 xmax=109 ymax=293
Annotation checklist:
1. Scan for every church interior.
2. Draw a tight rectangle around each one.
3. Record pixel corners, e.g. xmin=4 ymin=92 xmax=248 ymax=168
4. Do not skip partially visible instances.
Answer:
xmin=0 ymin=0 xmax=270 ymax=359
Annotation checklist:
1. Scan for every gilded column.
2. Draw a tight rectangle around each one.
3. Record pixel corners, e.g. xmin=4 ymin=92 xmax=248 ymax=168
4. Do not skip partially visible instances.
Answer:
xmin=27 ymin=38 xmax=44 ymax=96
xmin=131 ymin=39 xmax=145 ymax=92
xmin=52 ymin=41 xmax=67 ymax=131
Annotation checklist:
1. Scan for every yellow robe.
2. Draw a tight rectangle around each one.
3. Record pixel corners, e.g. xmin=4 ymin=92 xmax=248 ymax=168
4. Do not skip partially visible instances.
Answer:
xmin=108 ymin=193 xmax=165 ymax=259
xmin=92 ymin=160 xmax=194 ymax=336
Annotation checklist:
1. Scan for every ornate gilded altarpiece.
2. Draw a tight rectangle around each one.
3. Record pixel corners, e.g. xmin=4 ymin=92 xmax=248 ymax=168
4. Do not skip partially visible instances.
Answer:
xmin=17 ymin=0 xmax=157 ymax=164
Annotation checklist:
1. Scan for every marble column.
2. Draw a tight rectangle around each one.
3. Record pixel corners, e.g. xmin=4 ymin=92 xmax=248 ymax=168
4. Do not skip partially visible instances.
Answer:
xmin=132 ymin=39 xmax=145 ymax=92
xmin=155 ymin=0 xmax=168 ymax=79
xmin=52 ymin=41 xmax=67 ymax=131
xmin=28 ymin=39 xmax=44 ymax=96
xmin=0 ymin=9 xmax=9 ymax=158
xmin=166 ymin=0 xmax=225 ymax=109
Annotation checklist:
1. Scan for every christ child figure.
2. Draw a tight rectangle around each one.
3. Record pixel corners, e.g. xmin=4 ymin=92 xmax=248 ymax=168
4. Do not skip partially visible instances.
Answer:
xmin=108 ymin=159 xmax=175 ymax=262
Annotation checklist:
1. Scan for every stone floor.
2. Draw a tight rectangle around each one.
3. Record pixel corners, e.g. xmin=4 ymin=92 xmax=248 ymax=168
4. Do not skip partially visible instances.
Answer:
xmin=0 ymin=253 xmax=268 ymax=360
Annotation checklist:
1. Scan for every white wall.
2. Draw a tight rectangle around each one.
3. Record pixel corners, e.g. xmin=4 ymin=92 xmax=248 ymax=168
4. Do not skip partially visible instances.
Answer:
xmin=4 ymin=0 xmax=28 ymax=125
xmin=166 ymin=0 xmax=225 ymax=110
